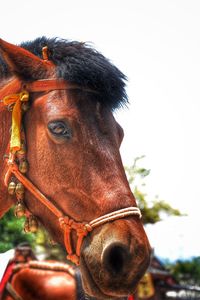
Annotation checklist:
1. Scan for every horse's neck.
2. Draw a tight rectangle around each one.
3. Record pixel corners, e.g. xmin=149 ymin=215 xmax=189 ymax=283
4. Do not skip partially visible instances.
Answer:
xmin=0 ymin=108 xmax=12 ymax=217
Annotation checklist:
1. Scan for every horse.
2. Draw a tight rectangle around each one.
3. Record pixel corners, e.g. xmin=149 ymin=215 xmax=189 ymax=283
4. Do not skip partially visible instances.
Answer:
xmin=0 ymin=37 xmax=151 ymax=299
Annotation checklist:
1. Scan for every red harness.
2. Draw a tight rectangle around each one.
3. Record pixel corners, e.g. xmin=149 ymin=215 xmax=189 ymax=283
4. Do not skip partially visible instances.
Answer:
xmin=2 ymin=79 xmax=142 ymax=265
xmin=0 ymin=262 xmax=15 ymax=296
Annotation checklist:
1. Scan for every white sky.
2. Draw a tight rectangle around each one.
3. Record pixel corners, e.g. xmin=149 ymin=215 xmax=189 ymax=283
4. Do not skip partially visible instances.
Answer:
xmin=1 ymin=0 xmax=200 ymax=260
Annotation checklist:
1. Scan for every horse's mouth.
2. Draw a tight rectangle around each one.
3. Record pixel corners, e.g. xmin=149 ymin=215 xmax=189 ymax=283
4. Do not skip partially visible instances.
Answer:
xmin=80 ymin=256 xmax=110 ymax=299
xmin=80 ymin=256 xmax=129 ymax=300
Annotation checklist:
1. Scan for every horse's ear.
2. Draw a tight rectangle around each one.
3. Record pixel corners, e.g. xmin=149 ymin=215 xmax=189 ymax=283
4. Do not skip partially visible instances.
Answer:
xmin=0 ymin=38 xmax=54 ymax=80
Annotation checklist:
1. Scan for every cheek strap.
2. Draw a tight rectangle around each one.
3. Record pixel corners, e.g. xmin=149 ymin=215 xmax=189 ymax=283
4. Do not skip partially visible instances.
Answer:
xmin=4 ymin=152 xmax=142 ymax=266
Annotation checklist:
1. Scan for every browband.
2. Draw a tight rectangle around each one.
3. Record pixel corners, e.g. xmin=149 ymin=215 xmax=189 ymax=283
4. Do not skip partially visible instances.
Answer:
xmin=0 ymin=79 xmax=97 ymax=103
xmin=24 ymin=79 xmax=98 ymax=94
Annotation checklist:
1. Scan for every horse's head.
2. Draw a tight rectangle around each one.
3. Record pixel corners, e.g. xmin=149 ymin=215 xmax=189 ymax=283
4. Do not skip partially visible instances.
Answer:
xmin=0 ymin=38 xmax=151 ymax=299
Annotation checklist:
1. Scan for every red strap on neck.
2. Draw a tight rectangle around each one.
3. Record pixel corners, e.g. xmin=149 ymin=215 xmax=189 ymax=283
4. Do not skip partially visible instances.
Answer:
xmin=0 ymin=262 xmax=15 ymax=295
xmin=25 ymin=79 xmax=97 ymax=94
xmin=25 ymin=79 xmax=79 ymax=93
xmin=0 ymin=79 xmax=97 ymax=105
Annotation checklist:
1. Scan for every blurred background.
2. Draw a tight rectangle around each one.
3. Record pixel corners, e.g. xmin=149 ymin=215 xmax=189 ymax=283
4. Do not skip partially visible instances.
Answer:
xmin=0 ymin=0 xmax=200 ymax=298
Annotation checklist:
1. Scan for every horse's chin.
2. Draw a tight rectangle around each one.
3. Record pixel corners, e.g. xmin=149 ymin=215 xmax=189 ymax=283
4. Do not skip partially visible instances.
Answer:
xmin=79 ymin=257 xmax=133 ymax=300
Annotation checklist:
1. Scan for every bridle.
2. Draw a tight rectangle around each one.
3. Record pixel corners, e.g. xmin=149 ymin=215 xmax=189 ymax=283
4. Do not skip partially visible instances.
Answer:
xmin=1 ymin=78 xmax=142 ymax=266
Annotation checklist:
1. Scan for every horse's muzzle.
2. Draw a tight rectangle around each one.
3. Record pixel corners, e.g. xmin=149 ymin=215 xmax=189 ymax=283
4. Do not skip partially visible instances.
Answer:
xmin=80 ymin=220 xmax=151 ymax=299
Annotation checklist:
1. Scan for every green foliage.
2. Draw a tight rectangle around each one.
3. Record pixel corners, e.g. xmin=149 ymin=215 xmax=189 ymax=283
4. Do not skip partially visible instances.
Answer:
xmin=0 ymin=208 xmax=65 ymax=260
xmin=0 ymin=208 xmax=36 ymax=252
xmin=33 ymin=227 xmax=66 ymax=261
xmin=167 ymin=257 xmax=200 ymax=286
xmin=125 ymin=156 xmax=182 ymax=224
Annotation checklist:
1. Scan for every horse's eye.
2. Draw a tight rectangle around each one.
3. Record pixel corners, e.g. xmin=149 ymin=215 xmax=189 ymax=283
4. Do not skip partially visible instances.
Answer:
xmin=48 ymin=121 xmax=72 ymax=139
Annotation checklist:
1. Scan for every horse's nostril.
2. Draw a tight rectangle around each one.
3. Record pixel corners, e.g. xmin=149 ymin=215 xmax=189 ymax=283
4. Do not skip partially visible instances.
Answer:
xmin=102 ymin=243 xmax=130 ymax=276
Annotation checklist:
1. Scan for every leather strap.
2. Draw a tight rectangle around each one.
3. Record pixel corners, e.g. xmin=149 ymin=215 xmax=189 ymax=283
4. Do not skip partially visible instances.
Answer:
xmin=24 ymin=79 xmax=98 ymax=94
xmin=13 ymin=261 xmax=75 ymax=277
xmin=0 ymin=78 xmax=97 ymax=107
xmin=4 ymin=154 xmax=63 ymax=219
xmin=6 ymin=282 xmax=24 ymax=300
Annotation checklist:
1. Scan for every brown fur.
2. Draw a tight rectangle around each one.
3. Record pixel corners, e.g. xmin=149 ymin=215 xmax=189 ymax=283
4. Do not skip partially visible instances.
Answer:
xmin=0 ymin=39 xmax=151 ymax=299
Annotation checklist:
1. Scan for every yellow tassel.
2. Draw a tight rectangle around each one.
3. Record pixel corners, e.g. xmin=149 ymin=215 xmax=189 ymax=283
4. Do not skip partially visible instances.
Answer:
xmin=3 ymin=91 xmax=29 ymax=153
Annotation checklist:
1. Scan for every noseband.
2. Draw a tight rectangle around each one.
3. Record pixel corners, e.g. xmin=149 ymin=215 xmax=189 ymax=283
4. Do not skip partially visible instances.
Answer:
xmin=1 ymin=79 xmax=142 ymax=265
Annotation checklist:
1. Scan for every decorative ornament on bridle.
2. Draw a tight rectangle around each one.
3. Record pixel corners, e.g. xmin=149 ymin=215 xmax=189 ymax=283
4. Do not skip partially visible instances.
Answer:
xmin=1 ymin=47 xmax=142 ymax=266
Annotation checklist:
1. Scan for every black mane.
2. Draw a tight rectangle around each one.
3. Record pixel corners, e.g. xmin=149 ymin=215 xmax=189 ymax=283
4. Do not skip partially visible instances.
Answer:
xmin=1 ymin=37 xmax=128 ymax=109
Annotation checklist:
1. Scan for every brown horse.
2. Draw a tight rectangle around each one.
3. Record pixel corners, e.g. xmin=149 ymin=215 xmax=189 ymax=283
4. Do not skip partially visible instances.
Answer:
xmin=0 ymin=37 xmax=151 ymax=299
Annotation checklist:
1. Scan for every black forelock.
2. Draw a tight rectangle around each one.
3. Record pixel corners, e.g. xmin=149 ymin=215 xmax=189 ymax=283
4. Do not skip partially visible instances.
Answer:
xmin=1 ymin=37 xmax=128 ymax=110
xmin=21 ymin=37 xmax=128 ymax=110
